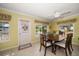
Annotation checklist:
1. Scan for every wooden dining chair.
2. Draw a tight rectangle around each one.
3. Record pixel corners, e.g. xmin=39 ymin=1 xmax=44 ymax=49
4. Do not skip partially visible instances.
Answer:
xmin=39 ymin=34 xmax=52 ymax=56
xmin=47 ymin=33 xmax=59 ymax=53
xmin=54 ymin=33 xmax=73 ymax=56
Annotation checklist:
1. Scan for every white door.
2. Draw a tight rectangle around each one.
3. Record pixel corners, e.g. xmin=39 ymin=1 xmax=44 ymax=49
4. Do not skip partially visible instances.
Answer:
xmin=18 ymin=20 xmax=31 ymax=47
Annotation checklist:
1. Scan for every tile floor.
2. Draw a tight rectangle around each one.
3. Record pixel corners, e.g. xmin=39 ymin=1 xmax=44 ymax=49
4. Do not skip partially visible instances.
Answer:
xmin=0 ymin=42 xmax=79 ymax=56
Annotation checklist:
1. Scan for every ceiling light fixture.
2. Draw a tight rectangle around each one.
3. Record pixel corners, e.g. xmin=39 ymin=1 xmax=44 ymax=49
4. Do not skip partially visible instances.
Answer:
xmin=54 ymin=10 xmax=71 ymax=18
xmin=54 ymin=12 xmax=61 ymax=17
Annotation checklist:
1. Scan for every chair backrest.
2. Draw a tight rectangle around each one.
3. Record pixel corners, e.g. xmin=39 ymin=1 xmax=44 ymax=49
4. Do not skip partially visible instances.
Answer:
xmin=47 ymin=33 xmax=59 ymax=41
xmin=47 ymin=33 xmax=53 ymax=41
xmin=40 ymin=34 xmax=46 ymax=45
xmin=65 ymin=33 xmax=73 ymax=47
xmin=53 ymin=34 xmax=59 ymax=41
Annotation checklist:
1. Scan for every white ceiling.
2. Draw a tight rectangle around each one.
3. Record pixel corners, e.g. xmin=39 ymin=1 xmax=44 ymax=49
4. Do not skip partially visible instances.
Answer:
xmin=0 ymin=3 xmax=79 ymax=20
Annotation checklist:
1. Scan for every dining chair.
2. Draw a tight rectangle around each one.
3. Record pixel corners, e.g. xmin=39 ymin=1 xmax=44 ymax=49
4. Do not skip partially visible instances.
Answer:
xmin=48 ymin=34 xmax=59 ymax=54
xmin=39 ymin=34 xmax=52 ymax=56
xmin=54 ymin=33 xmax=73 ymax=56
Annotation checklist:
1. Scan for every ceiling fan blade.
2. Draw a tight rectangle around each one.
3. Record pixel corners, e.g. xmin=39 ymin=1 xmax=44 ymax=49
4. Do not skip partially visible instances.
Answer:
xmin=52 ymin=16 xmax=63 ymax=20
xmin=61 ymin=11 xmax=71 ymax=15
xmin=52 ymin=10 xmax=71 ymax=20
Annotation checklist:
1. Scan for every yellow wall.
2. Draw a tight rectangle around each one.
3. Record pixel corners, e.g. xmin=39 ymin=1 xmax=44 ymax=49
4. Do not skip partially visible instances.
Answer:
xmin=49 ymin=16 xmax=79 ymax=45
xmin=0 ymin=8 xmax=49 ymax=50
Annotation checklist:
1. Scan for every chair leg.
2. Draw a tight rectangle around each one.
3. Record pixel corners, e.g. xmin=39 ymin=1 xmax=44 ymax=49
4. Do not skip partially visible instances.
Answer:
xmin=50 ymin=41 xmax=54 ymax=53
xmin=68 ymin=46 xmax=72 ymax=56
xmin=65 ymin=48 xmax=68 ymax=56
xmin=50 ymin=41 xmax=53 ymax=52
xmin=52 ymin=43 xmax=55 ymax=52
xmin=54 ymin=45 xmax=57 ymax=55
xmin=70 ymin=44 xmax=73 ymax=51
xmin=44 ymin=47 xmax=47 ymax=56
xmin=51 ymin=43 xmax=56 ymax=55
xmin=40 ymin=44 xmax=42 ymax=51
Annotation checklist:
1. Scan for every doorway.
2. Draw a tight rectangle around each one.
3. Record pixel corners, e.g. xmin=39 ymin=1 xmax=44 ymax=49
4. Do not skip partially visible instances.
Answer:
xmin=18 ymin=19 xmax=32 ymax=50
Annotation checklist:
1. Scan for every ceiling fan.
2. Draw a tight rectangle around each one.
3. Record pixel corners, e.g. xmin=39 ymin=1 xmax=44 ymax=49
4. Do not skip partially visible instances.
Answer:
xmin=52 ymin=10 xmax=71 ymax=20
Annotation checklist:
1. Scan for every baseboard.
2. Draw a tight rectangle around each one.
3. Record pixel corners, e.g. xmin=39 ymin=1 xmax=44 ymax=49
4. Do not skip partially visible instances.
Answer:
xmin=0 ymin=45 xmax=18 ymax=52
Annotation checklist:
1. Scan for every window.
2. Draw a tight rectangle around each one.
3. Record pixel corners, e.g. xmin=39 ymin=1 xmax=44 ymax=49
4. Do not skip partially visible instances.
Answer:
xmin=0 ymin=22 xmax=10 ymax=43
xmin=59 ymin=24 xmax=74 ymax=32
xmin=36 ymin=24 xmax=47 ymax=35
xmin=58 ymin=24 xmax=74 ymax=37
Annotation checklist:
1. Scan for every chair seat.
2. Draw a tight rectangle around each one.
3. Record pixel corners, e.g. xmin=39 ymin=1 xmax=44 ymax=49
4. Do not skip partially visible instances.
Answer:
xmin=46 ymin=42 xmax=51 ymax=46
xmin=55 ymin=40 xmax=66 ymax=48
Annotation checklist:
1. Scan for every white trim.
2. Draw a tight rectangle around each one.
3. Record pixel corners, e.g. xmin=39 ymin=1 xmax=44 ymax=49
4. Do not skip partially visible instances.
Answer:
xmin=0 ymin=45 xmax=18 ymax=51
